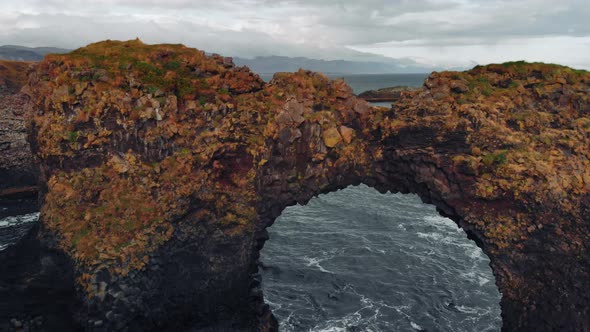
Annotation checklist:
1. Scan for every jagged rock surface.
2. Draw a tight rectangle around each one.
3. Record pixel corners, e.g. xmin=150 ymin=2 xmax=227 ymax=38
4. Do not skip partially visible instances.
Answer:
xmin=0 ymin=60 xmax=37 ymax=198
xmin=1 ymin=41 xmax=589 ymax=331
xmin=357 ymin=85 xmax=418 ymax=102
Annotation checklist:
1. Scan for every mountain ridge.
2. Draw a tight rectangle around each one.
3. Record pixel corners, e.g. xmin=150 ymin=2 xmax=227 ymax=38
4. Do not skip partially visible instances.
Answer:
xmin=0 ymin=45 xmax=70 ymax=61
xmin=233 ymin=55 xmax=439 ymax=74
xmin=0 ymin=44 xmax=443 ymax=74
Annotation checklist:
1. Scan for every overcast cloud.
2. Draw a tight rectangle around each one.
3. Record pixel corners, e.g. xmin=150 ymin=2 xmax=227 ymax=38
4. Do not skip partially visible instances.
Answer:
xmin=1 ymin=0 xmax=589 ymax=69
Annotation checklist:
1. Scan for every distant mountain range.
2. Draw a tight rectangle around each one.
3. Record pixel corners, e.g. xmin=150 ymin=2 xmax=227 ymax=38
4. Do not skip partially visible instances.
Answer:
xmin=233 ymin=56 xmax=434 ymax=74
xmin=0 ymin=45 xmax=440 ymax=74
xmin=0 ymin=45 xmax=70 ymax=61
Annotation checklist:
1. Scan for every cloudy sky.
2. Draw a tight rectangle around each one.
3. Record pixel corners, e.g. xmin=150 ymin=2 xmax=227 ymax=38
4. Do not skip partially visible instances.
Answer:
xmin=1 ymin=0 xmax=589 ymax=69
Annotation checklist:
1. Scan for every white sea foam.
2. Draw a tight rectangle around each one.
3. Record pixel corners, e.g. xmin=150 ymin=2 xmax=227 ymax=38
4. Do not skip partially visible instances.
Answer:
xmin=312 ymin=308 xmax=376 ymax=332
xmin=0 ymin=212 xmax=40 ymax=251
xmin=263 ymin=297 xmax=282 ymax=311
xmin=363 ymin=246 xmax=386 ymax=254
xmin=478 ymin=276 xmax=491 ymax=286
xmin=410 ymin=321 xmax=424 ymax=330
xmin=0 ymin=212 xmax=40 ymax=229
xmin=456 ymin=305 xmax=480 ymax=314
xmin=416 ymin=231 xmax=444 ymax=241
xmin=467 ymin=246 xmax=485 ymax=260
xmin=313 ymin=326 xmax=347 ymax=332
xmin=461 ymin=271 xmax=477 ymax=281
xmin=422 ymin=215 xmax=456 ymax=228
xmin=303 ymin=256 xmax=332 ymax=273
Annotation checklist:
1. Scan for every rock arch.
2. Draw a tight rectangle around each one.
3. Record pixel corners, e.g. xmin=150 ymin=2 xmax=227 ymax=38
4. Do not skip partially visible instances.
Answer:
xmin=1 ymin=41 xmax=589 ymax=331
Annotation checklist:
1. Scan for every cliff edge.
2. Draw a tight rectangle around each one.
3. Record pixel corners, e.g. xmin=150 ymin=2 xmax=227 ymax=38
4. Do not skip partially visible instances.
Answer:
xmin=0 ymin=60 xmax=37 ymax=199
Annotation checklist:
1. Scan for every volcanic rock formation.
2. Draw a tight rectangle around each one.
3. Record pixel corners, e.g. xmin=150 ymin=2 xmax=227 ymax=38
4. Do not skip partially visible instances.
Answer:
xmin=0 ymin=60 xmax=37 ymax=199
xmin=0 ymin=40 xmax=589 ymax=331
xmin=357 ymin=85 xmax=418 ymax=102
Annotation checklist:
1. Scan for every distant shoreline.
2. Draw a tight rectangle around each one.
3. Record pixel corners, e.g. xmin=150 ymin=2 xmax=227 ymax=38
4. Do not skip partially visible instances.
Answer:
xmin=357 ymin=85 xmax=420 ymax=102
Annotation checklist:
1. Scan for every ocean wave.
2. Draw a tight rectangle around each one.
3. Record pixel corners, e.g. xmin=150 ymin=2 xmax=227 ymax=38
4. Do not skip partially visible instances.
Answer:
xmin=466 ymin=246 xmax=485 ymax=260
xmin=459 ymin=270 xmax=492 ymax=287
xmin=416 ymin=231 xmax=444 ymax=241
xmin=0 ymin=212 xmax=39 ymax=229
xmin=410 ymin=321 xmax=424 ymax=331
xmin=303 ymin=256 xmax=333 ymax=274
xmin=363 ymin=246 xmax=386 ymax=254
xmin=478 ymin=276 xmax=491 ymax=286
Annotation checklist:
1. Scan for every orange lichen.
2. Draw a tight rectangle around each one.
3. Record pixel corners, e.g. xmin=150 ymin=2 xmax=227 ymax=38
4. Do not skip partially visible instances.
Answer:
xmin=0 ymin=60 xmax=32 ymax=92
xmin=26 ymin=41 xmax=590 ymax=301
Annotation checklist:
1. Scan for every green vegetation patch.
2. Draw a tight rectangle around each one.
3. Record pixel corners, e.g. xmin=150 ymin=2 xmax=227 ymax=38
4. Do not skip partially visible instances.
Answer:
xmin=482 ymin=150 xmax=508 ymax=166
xmin=60 ymin=39 xmax=212 ymax=100
xmin=68 ymin=131 xmax=79 ymax=144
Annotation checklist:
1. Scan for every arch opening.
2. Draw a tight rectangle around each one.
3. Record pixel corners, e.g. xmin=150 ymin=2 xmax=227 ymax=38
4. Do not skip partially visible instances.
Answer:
xmin=259 ymin=185 xmax=501 ymax=331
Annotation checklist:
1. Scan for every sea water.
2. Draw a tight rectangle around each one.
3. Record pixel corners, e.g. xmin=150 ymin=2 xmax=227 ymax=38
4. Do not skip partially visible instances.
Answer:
xmin=260 ymin=185 xmax=501 ymax=332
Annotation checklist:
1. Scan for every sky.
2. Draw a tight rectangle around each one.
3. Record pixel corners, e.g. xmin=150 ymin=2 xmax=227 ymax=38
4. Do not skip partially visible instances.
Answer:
xmin=1 ymin=0 xmax=589 ymax=69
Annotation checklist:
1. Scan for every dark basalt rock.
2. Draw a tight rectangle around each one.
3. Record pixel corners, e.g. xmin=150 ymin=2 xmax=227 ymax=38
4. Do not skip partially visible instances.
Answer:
xmin=0 ymin=41 xmax=589 ymax=331
xmin=0 ymin=223 xmax=79 ymax=332
xmin=0 ymin=61 xmax=38 ymax=199
xmin=357 ymin=85 xmax=418 ymax=102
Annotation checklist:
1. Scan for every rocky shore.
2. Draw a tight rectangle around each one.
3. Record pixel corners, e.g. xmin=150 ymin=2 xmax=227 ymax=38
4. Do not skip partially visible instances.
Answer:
xmin=0 ymin=41 xmax=589 ymax=331
xmin=357 ymin=85 xmax=418 ymax=102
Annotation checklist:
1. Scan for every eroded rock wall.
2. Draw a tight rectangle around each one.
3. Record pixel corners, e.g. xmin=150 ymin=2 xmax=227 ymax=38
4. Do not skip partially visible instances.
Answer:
xmin=0 ymin=60 xmax=37 ymax=198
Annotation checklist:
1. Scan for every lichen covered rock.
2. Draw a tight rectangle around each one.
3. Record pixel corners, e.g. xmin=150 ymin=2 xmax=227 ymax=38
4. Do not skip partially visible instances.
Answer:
xmin=1 ymin=41 xmax=589 ymax=331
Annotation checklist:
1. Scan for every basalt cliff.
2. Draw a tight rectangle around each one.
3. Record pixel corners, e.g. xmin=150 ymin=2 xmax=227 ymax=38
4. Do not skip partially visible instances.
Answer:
xmin=0 ymin=60 xmax=37 ymax=199
xmin=0 ymin=40 xmax=589 ymax=331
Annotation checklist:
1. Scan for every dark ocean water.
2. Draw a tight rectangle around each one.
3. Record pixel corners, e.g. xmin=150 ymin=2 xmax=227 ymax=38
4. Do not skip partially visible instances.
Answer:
xmin=260 ymin=186 xmax=501 ymax=332
xmin=0 ymin=73 xmax=501 ymax=331
xmin=0 ymin=212 xmax=38 ymax=251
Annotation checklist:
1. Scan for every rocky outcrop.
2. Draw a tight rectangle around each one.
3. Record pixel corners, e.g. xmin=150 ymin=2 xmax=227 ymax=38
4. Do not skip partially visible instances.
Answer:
xmin=0 ymin=60 xmax=37 ymax=199
xmin=357 ymin=85 xmax=418 ymax=102
xmin=1 ymin=41 xmax=589 ymax=331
